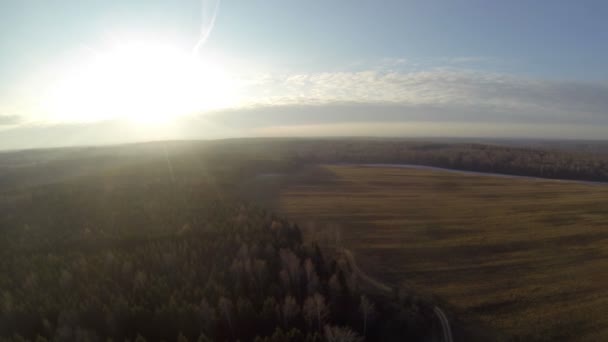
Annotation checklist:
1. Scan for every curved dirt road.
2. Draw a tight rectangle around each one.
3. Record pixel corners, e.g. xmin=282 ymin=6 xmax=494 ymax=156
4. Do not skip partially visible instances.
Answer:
xmin=341 ymin=249 xmax=454 ymax=342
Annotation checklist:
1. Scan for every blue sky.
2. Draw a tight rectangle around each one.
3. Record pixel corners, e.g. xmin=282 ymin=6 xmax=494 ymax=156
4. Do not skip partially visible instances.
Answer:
xmin=214 ymin=1 xmax=608 ymax=78
xmin=0 ymin=0 xmax=607 ymax=148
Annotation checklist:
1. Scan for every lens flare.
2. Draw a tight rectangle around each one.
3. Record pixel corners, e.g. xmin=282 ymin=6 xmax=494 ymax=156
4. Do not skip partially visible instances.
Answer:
xmin=43 ymin=40 xmax=238 ymax=124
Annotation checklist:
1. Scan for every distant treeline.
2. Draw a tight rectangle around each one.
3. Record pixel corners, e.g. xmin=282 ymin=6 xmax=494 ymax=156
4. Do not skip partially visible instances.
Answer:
xmin=143 ymin=138 xmax=608 ymax=182
xmin=2 ymin=139 xmax=607 ymax=189
xmin=225 ymin=139 xmax=608 ymax=182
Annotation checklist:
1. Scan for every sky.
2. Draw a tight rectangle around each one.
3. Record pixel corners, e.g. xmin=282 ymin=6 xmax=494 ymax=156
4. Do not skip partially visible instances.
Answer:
xmin=1 ymin=0 xmax=607 ymax=149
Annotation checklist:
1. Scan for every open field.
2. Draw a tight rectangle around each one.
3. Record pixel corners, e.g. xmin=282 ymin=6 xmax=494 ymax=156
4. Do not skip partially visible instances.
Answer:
xmin=277 ymin=165 xmax=608 ymax=341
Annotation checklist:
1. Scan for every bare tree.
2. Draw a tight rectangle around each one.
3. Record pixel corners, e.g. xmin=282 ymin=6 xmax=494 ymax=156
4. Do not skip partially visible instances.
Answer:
xmin=196 ymin=333 xmax=213 ymax=342
xmin=281 ymin=295 xmax=300 ymax=328
xmin=236 ymin=297 xmax=254 ymax=322
xmin=324 ymin=325 xmax=363 ymax=342
xmin=359 ymin=295 xmax=376 ymax=337
xmin=303 ymin=293 xmax=328 ymax=331
xmin=279 ymin=269 xmax=290 ymax=291
xmin=261 ymin=296 xmax=279 ymax=323
xmin=329 ymin=273 xmax=342 ymax=298
xmin=199 ymin=298 xmax=216 ymax=333
xmin=304 ymin=258 xmax=315 ymax=282
xmin=133 ymin=270 xmax=147 ymax=289
xmin=333 ymin=224 xmax=342 ymax=248
xmin=1 ymin=291 xmax=12 ymax=313
xmin=304 ymin=258 xmax=320 ymax=294
xmin=230 ymin=258 xmax=244 ymax=290
xmin=177 ymin=332 xmax=189 ymax=342
xmin=252 ymin=258 xmax=267 ymax=291
xmin=237 ymin=243 xmax=250 ymax=259
xmin=218 ymin=297 xmax=233 ymax=332
xmin=280 ymin=249 xmax=301 ymax=290
xmin=348 ymin=273 xmax=358 ymax=294
xmin=270 ymin=220 xmax=282 ymax=231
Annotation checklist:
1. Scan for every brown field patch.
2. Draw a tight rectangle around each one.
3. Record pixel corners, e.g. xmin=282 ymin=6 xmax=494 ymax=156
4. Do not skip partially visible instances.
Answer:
xmin=277 ymin=165 xmax=608 ymax=341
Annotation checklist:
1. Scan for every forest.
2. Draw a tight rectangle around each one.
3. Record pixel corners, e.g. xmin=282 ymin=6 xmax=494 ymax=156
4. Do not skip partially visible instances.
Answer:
xmin=0 ymin=151 xmax=442 ymax=341
xmin=108 ymin=138 xmax=608 ymax=183
xmin=239 ymin=139 xmax=608 ymax=182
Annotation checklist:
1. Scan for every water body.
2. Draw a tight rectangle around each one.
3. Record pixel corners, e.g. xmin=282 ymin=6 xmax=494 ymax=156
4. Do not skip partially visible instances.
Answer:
xmin=358 ymin=163 xmax=608 ymax=186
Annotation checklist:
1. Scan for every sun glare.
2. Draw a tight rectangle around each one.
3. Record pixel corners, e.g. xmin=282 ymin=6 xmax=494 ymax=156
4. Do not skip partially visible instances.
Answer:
xmin=44 ymin=40 xmax=238 ymax=124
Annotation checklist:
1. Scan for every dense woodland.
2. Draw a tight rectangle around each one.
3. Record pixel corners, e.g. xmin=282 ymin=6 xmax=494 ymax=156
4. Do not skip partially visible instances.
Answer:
xmin=108 ymin=138 xmax=608 ymax=182
xmin=239 ymin=139 xmax=608 ymax=182
xmin=0 ymin=159 xmax=438 ymax=341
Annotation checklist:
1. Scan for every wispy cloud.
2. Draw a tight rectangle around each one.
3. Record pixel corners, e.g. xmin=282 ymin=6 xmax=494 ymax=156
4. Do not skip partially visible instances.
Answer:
xmin=0 ymin=114 xmax=22 ymax=126
xmin=238 ymin=68 xmax=608 ymax=125
xmin=440 ymin=56 xmax=495 ymax=65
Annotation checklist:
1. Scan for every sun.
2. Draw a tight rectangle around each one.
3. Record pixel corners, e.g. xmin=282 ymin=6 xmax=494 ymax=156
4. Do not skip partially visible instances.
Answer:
xmin=43 ymin=40 xmax=238 ymax=124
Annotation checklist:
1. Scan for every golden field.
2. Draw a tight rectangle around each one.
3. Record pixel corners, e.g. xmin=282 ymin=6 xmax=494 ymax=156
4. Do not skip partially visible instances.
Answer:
xmin=277 ymin=165 xmax=608 ymax=341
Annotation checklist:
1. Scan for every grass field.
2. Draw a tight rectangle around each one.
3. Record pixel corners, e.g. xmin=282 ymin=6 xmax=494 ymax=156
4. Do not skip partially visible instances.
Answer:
xmin=277 ymin=165 xmax=608 ymax=341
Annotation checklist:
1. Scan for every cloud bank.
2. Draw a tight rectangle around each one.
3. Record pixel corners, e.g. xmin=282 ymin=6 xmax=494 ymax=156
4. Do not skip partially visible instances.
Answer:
xmin=1 ymin=66 xmax=607 ymax=149
xmin=237 ymin=69 xmax=608 ymax=126
xmin=0 ymin=114 xmax=21 ymax=126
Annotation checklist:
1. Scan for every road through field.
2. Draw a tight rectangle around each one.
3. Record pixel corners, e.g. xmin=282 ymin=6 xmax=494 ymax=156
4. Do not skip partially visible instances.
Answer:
xmin=434 ymin=306 xmax=454 ymax=342
xmin=342 ymin=249 xmax=454 ymax=342
xmin=342 ymin=249 xmax=391 ymax=293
